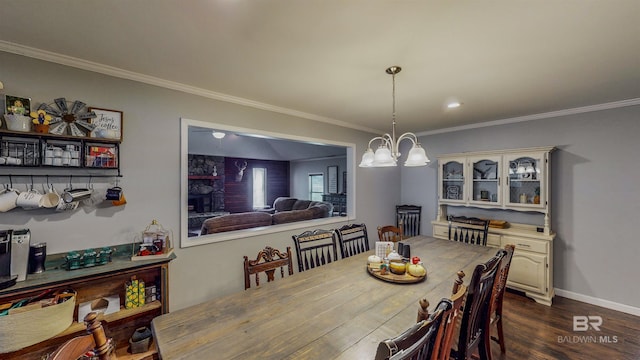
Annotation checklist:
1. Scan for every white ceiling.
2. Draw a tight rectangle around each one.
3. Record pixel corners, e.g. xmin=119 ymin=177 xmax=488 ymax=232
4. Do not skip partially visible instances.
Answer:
xmin=1 ymin=1 xmax=638 ymax=134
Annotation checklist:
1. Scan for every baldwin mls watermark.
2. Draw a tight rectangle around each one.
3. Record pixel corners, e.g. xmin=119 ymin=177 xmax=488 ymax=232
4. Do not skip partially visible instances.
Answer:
xmin=557 ymin=316 xmax=618 ymax=344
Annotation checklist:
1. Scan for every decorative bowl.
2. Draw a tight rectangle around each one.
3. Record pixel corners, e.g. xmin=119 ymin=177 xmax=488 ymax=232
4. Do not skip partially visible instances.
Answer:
xmin=389 ymin=260 xmax=407 ymax=275
xmin=4 ymin=114 xmax=31 ymax=132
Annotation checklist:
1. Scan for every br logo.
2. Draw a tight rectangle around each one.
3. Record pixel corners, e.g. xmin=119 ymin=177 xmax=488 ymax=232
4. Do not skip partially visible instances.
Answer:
xmin=573 ymin=315 xmax=602 ymax=331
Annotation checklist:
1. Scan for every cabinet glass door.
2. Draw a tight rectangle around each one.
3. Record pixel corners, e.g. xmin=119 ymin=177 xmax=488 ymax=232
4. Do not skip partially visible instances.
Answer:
xmin=441 ymin=158 xmax=466 ymax=203
xmin=505 ymin=153 xmax=545 ymax=208
xmin=469 ymin=156 xmax=500 ymax=205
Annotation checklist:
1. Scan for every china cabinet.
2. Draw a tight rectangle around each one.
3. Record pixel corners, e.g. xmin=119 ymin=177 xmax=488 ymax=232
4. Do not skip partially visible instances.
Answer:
xmin=436 ymin=146 xmax=554 ymax=235
xmin=433 ymin=146 xmax=555 ymax=305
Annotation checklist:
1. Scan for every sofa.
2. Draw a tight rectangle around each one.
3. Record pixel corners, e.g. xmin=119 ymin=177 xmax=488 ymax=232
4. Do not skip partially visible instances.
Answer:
xmin=200 ymin=197 xmax=333 ymax=235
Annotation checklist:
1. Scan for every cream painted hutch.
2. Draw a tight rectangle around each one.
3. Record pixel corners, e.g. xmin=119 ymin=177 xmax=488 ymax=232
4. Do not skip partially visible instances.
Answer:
xmin=432 ymin=146 xmax=555 ymax=305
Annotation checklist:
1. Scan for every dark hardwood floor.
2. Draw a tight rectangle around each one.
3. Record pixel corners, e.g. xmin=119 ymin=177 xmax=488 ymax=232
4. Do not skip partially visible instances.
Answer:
xmin=491 ymin=290 xmax=639 ymax=360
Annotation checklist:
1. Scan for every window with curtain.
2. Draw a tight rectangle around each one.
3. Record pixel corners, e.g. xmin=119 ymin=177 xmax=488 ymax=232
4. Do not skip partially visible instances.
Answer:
xmin=309 ymin=173 xmax=324 ymax=201
xmin=253 ymin=167 xmax=267 ymax=209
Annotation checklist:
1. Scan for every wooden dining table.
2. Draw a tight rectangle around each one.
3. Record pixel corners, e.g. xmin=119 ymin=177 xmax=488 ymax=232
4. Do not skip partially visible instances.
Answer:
xmin=151 ymin=236 xmax=497 ymax=360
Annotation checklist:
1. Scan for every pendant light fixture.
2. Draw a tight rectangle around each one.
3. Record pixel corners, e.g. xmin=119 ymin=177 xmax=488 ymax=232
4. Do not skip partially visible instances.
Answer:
xmin=359 ymin=66 xmax=430 ymax=167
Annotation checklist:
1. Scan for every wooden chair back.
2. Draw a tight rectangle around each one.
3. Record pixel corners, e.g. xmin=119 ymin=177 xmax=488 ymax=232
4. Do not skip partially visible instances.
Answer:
xmin=292 ymin=229 xmax=338 ymax=272
xmin=243 ymin=246 xmax=293 ymax=289
xmin=448 ymin=216 xmax=490 ymax=246
xmin=378 ymin=225 xmax=403 ymax=244
xmin=47 ymin=312 xmax=112 ymax=360
xmin=336 ymin=223 xmax=370 ymax=259
xmin=429 ymin=271 xmax=468 ymax=360
xmin=375 ymin=299 xmax=449 ymax=360
xmin=487 ymin=244 xmax=516 ymax=354
xmin=396 ymin=205 xmax=422 ymax=238
xmin=454 ymin=249 xmax=507 ymax=360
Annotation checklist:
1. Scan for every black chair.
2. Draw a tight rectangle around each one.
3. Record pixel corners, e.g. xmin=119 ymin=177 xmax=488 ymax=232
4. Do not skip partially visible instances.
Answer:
xmin=452 ymin=249 xmax=507 ymax=360
xmin=375 ymin=299 xmax=450 ymax=360
xmin=448 ymin=215 xmax=490 ymax=246
xmin=396 ymin=205 xmax=422 ymax=238
xmin=292 ymin=229 xmax=339 ymax=272
xmin=336 ymin=223 xmax=370 ymax=258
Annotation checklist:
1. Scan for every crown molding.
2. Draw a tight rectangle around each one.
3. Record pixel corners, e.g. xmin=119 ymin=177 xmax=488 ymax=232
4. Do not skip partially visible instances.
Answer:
xmin=2 ymin=40 xmax=637 ymax=138
xmin=418 ymin=98 xmax=640 ymax=136
xmin=0 ymin=40 xmax=382 ymax=135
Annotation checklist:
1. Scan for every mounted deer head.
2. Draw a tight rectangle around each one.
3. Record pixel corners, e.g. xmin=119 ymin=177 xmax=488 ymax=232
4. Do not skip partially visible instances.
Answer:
xmin=235 ymin=160 xmax=248 ymax=182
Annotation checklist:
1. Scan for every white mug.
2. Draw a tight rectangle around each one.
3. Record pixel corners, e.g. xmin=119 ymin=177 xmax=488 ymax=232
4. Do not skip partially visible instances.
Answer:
xmin=4 ymin=157 xmax=22 ymax=165
xmin=16 ymin=189 xmax=44 ymax=210
xmin=40 ymin=185 xmax=61 ymax=209
xmin=0 ymin=188 xmax=19 ymax=212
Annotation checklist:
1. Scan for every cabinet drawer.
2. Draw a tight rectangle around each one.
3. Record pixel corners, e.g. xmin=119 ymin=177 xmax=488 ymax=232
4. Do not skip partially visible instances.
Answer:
xmin=502 ymin=235 xmax=547 ymax=254
xmin=433 ymin=225 xmax=449 ymax=239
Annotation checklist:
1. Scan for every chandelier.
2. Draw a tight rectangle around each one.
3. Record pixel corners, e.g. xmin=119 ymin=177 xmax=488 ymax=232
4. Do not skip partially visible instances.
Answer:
xmin=359 ymin=66 xmax=430 ymax=167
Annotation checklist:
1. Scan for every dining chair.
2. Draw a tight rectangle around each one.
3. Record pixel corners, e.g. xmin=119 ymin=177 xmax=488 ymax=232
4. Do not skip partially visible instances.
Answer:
xmin=292 ymin=229 xmax=339 ymax=272
xmin=451 ymin=248 xmax=507 ymax=360
xmin=417 ymin=271 xmax=467 ymax=360
xmin=375 ymin=299 xmax=449 ymax=360
xmin=243 ymin=246 xmax=293 ymax=289
xmin=447 ymin=215 xmax=490 ymax=246
xmin=486 ymin=244 xmax=516 ymax=354
xmin=378 ymin=225 xmax=403 ymax=244
xmin=396 ymin=205 xmax=422 ymax=238
xmin=47 ymin=312 xmax=112 ymax=360
xmin=336 ymin=223 xmax=370 ymax=258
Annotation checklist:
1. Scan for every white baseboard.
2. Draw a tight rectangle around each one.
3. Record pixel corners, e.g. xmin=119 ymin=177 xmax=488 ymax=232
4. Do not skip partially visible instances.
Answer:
xmin=554 ymin=288 xmax=640 ymax=317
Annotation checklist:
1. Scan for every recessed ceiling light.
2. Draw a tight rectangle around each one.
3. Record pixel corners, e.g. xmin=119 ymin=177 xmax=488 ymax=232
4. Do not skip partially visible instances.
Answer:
xmin=447 ymin=101 xmax=462 ymax=109
xmin=212 ymin=131 xmax=225 ymax=139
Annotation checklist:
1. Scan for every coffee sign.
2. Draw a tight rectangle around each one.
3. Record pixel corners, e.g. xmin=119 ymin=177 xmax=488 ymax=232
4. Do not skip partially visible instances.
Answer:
xmin=88 ymin=107 xmax=123 ymax=141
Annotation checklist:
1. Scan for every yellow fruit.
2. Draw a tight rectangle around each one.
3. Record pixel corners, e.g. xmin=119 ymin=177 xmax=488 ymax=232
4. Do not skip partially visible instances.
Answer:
xmin=408 ymin=264 xmax=426 ymax=277
xmin=389 ymin=261 xmax=406 ymax=275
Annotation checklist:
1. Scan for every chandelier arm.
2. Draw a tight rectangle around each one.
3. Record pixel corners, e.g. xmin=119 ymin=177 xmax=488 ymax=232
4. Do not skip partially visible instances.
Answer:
xmin=396 ymin=132 xmax=419 ymax=146
xmin=367 ymin=134 xmax=393 ymax=149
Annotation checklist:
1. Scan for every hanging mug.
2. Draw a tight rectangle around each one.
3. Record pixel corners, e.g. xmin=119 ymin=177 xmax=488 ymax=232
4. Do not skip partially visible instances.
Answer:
xmin=105 ymin=186 xmax=123 ymax=201
xmin=40 ymin=184 xmax=61 ymax=209
xmin=0 ymin=187 xmax=20 ymax=212
xmin=62 ymin=188 xmax=93 ymax=203
xmin=16 ymin=188 xmax=44 ymax=210
xmin=56 ymin=197 xmax=79 ymax=212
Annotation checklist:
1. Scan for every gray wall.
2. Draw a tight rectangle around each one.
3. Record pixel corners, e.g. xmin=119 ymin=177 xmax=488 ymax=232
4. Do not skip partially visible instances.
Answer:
xmin=0 ymin=51 xmax=398 ymax=310
xmin=402 ymin=106 xmax=640 ymax=309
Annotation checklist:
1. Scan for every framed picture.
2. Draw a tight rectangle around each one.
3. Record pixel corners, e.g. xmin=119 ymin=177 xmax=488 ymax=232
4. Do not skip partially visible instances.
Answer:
xmin=327 ymin=166 xmax=338 ymax=194
xmin=88 ymin=107 xmax=123 ymax=141
xmin=5 ymin=95 xmax=31 ymax=115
